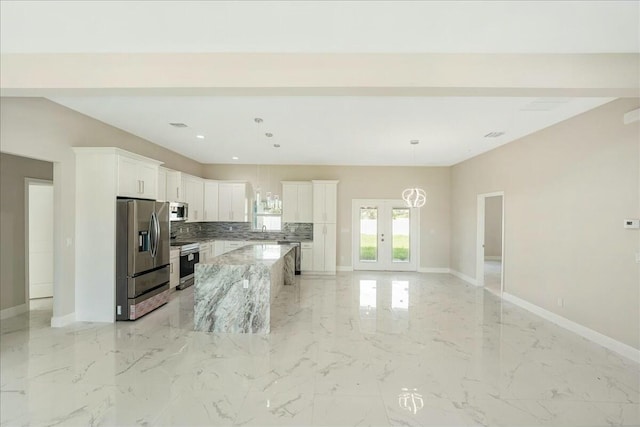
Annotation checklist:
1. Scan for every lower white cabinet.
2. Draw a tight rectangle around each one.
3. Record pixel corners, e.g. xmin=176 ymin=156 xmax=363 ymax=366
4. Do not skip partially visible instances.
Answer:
xmin=170 ymin=249 xmax=180 ymax=289
xmin=199 ymin=241 xmax=212 ymax=263
xmin=312 ymin=223 xmax=337 ymax=273
xmin=301 ymin=242 xmax=313 ymax=272
xmin=223 ymin=240 xmax=247 ymax=253
xmin=214 ymin=241 xmax=225 ymax=257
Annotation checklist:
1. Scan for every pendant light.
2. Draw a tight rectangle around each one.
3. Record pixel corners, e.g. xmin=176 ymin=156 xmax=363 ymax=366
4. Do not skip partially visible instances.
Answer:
xmin=402 ymin=140 xmax=427 ymax=208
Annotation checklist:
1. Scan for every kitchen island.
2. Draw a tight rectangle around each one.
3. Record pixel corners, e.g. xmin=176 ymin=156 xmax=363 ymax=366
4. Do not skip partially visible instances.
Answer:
xmin=194 ymin=243 xmax=296 ymax=333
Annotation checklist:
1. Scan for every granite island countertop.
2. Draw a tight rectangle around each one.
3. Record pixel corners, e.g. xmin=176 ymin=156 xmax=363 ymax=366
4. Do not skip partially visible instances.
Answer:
xmin=194 ymin=244 xmax=296 ymax=333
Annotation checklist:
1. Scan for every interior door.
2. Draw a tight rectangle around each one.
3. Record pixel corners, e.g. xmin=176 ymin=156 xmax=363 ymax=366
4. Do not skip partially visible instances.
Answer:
xmin=352 ymin=199 xmax=418 ymax=271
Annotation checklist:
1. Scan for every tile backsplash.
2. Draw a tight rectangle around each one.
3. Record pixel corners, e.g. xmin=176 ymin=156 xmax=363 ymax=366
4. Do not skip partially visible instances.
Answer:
xmin=171 ymin=221 xmax=313 ymax=242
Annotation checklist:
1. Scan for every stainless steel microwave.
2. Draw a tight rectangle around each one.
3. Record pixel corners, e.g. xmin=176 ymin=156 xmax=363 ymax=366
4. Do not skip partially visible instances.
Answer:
xmin=169 ymin=202 xmax=188 ymax=221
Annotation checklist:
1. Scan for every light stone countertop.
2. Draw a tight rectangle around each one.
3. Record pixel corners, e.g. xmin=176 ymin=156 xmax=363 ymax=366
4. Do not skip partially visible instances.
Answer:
xmin=204 ymin=243 xmax=296 ymax=267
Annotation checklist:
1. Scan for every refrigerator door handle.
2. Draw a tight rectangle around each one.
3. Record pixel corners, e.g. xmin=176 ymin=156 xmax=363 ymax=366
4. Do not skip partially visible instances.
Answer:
xmin=149 ymin=212 xmax=157 ymax=258
xmin=154 ymin=210 xmax=161 ymax=259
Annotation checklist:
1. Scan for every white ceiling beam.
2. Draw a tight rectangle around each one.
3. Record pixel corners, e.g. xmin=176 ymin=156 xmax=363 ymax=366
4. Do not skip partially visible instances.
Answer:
xmin=2 ymin=53 xmax=638 ymax=97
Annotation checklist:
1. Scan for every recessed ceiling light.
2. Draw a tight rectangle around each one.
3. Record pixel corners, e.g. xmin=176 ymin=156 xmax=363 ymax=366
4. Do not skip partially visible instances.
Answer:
xmin=273 ymin=144 xmax=280 ymax=148
xmin=265 ymin=133 xmax=273 ymax=138
xmin=484 ymin=132 xmax=505 ymax=138
xmin=410 ymin=140 xmax=419 ymax=145
xmin=196 ymin=135 xmax=205 ymax=139
xmin=254 ymin=118 xmax=263 ymax=123
xmin=169 ymin=122 xmax=188 ymax=128
xmin=232 ymin=156 xmax=239 ymax=160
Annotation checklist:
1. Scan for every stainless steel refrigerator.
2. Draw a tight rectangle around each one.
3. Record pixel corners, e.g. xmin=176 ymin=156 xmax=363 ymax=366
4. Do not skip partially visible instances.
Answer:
xmin=116 ymin=199 xmax=170 ymax=320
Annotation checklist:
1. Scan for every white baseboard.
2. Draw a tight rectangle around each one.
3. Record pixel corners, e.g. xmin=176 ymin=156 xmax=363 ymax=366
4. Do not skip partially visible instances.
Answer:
xmin=418 ymin=267 xmax=451 ymax=273
xmin=503 ymin=292 xmax=640 ymax=363
xmin=450 ymin=269 xmax=479 ymax=286
xmin=484 ymin=256 xmax=502 ymax=261
xmin=0 ymin=303 xmax=27 ymax=320
xmin=336 ymin=266 xmax=353 ymax=272
xmin=51 ymin=312 xmax=75 ymax=327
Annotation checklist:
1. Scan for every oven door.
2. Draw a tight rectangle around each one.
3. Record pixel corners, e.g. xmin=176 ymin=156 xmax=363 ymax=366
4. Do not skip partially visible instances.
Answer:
xmin=179 ymin=250 xmax=199 ymax=289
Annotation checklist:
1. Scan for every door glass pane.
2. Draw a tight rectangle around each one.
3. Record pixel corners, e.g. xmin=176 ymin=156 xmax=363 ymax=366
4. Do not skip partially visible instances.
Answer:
xmin=360 ymin=207 xmax=377 ymax=262
xmin=392 ymin=208 xmax=410 ymax=262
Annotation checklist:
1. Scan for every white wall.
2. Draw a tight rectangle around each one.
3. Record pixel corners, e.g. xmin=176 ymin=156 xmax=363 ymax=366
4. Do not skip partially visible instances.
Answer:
xmin=451 ymin=98 xmax=640 ymax=350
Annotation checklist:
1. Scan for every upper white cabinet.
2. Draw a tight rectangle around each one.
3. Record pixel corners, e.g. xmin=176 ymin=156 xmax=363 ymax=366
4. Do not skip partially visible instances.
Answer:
xmin=282 ymin=181 xmax=313 ymax=223
xmin=157 ymin=167 xmax=168 ymax=202
xmin=117 ymin=153 xmax=160 ymax=200
xmin=166 ymin=170 xmax=184 ymax=202
xmin=219 ymin=182 xmax=249 ymax=222
xmin=182 ymin=174 xmax=204 ymax=222
xmin=203 ymin=180 xmax=219 ymax=221
xmin=312 ymin=180 xmax=338 ymax=223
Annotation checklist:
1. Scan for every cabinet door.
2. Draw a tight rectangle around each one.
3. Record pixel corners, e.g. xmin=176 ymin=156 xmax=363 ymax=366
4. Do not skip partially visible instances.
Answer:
xmin=117 ymin=156 xmax=139 ymax=198
xmin=166 ymin=170 xmax=184 ymax=202
xmin=282 ymin=184 xmax=298 ymax=223
xmin=169 ymin=255 xmax=180 ymax=289
xmin=138 ymin=161 xmax=158 ymax=200
xmin=301 ymin=245 xmax=313 ymax=272
xmin=157 ymin=168 xmax=167 ymax=202
xmin=323 ymin=223 xmax=337 ymax=273
xmin=203 ymin=181 xmax=219 ymax=221
xmin=297 ymin=183 xmax=313 ymax=222
xmin=323 ymin=184 xmax=337 ymax=223
xmin=184 ymin=176 xmax=204 ymax=222
xmin=312 ymin=226 xmax=325 ymax=272
xmin=218 ymin=184 xmax=233 ymax=221
xmin=230 ymin=183 xmax=246 ymax=222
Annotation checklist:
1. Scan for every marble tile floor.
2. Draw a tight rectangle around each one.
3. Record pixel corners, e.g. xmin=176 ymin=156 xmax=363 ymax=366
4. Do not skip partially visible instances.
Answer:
xmin=1 ymin=272 xmax=639 ymax=426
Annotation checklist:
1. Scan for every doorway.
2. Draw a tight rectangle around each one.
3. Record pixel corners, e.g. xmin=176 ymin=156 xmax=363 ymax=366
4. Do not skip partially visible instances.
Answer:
xmin=26 ymin=180 xmax=54 ymax=303
xmin=476 ymin=192 xmax=504 ymax=294
xmin=352 ymin=199 xmax=419 ymax=271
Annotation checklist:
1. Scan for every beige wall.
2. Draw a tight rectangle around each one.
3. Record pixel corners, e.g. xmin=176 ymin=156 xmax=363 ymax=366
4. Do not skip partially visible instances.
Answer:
xmin=0 ymin=97 xmax=202 ymax=320
xmin=451 ymin=98 xmax=640 ymax=349
xmin=202 ymin=164 xmax=451 ymax=270
xmin=484 ymin=196 xmax=503 ymax=257
xmin=0 ymin=153 xmax=53 ymax=310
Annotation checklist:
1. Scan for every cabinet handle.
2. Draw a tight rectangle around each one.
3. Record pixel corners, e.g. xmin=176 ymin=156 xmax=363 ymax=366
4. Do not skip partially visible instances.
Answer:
xmin=142 ymin=180 xmax=145 ymax=194
xmin=171 ymin=263 xmax=174 ymax=273
xmin=176 ymin=188 xmax=179 ymax=199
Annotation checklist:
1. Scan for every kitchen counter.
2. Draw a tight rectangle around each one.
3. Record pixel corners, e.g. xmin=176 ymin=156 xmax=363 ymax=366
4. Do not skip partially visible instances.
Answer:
xmin=194 ymin=244 xmax=296 ymax=333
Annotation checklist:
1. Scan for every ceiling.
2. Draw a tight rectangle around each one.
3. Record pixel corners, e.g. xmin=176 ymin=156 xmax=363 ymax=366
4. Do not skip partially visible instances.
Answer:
xmin=1 ymin=1 xmax=637 ymax=166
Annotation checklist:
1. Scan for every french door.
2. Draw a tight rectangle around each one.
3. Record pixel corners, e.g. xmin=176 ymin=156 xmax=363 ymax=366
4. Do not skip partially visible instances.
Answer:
xmin=352 ymin=199 xmax=419 ymax=271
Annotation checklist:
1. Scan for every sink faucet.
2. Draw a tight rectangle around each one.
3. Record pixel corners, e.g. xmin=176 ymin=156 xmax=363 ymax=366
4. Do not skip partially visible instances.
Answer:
xmin=262 ymin=225 xmax=267 ymax=232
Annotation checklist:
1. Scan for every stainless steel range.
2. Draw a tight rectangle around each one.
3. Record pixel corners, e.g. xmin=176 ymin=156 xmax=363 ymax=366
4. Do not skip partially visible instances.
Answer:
xmin=171 ymin=241 xmax=200 ymax=290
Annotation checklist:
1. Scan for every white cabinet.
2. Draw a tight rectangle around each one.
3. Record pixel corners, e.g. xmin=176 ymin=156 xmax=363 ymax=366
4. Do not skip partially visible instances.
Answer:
xmin=203 ymin=180 xmax=219 ymax=221
xmin=166 ymin=170 xmax=184 ymax=202
xmin=313 ymin=180 xmax=337 ymax=223
xmin=183 ymin=174 xmax=204 ymax=222
xmin=157 ymin=167 xmax=168 ymax=202
xmin=219 ymin=182 xmax=249 ymax=222
xmin=224 ymin=240 xmax=247 ymax=253
xmin=282 ymin=181 xmax=313 ymax=223
xmin=214 ymin=241 xmax=225 ymax=257
xmin=301 ymin=242 xmax=313 ymax=272
xmin=117 ymin=154 xmax=159 ymax=200
xmin=312 ymin=223 xmax=337 ymax=273
xmin=170 ymin=249 xmax=180 ymax=289
xmin=199 ymin=241 xmax=212 ymax=263
xmin=312 ymin=180 xmax=338 ymax=274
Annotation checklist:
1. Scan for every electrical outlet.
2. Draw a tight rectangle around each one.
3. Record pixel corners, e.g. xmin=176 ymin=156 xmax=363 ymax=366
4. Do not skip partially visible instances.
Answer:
xmin=243 ymin=279 xmax=249 ymax=289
